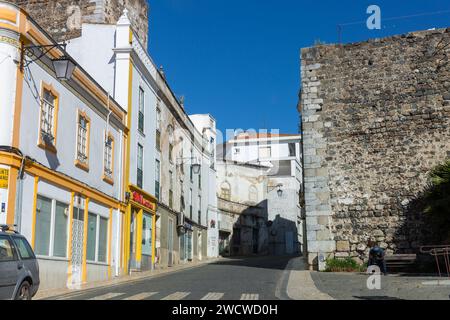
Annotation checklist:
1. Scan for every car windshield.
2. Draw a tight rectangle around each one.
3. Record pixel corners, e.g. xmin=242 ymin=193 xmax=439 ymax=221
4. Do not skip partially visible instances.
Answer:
xmin=12 ymin=236 xmax=35 ymax=259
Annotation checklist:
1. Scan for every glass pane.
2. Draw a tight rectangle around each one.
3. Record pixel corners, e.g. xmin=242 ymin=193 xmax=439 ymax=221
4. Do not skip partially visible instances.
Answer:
xmin=0 ymin=236 xmax=15 ymax=261
xmin=87 ymin=213 xmax=97 ymax=261
xmin=142 ymin=213 xmax=152 ymax=256
xmin=53 ymin=201 xmax=68 ymax=257
xmin=35 ymin=195 xmax=52 ymax=256
xmin=98 ymin=217 xmax=108 ymax=263
xmin=12 ymin=237 xmax=34 ymax=259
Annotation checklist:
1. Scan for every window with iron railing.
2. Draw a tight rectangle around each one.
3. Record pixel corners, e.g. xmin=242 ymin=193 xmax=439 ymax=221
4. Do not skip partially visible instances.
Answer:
xmin=40 ymin=89 xmax=56 ymax=145
xmin=76 ymin=114 xmax=89 ymax=164
xmin=104 ymin=136 xmax=113 ymax=180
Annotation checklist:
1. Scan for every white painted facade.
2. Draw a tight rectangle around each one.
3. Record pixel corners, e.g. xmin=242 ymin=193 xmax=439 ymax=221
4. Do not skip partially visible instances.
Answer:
xmin=218 ymin=133 xmax=305 ymax=255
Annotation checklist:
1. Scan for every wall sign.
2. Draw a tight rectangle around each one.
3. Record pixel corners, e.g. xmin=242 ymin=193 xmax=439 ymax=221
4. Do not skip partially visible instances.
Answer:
xmin=0 ymin=169 xmax=9 ymax=189
xmin=131 ymin=191 xmax=156 ymax=211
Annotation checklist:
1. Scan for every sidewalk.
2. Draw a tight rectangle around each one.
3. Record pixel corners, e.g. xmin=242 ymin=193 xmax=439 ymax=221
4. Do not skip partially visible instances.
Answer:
xmin=285 ymin=256 xmax=334 ymax=300
xmin=35 ymin=257 xmax=223 ymax=300
xmin=285 ymin=257 xmax=450 ymax=300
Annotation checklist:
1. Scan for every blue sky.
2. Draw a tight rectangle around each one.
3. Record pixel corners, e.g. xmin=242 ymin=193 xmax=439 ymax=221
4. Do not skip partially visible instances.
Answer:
xmin=148 ymin=0 xmax=450 ymax=136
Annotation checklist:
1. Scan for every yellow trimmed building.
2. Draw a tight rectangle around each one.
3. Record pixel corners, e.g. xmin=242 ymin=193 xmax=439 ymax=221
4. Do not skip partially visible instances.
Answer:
xmin=0 ymin=1 xmax=133 ymax=290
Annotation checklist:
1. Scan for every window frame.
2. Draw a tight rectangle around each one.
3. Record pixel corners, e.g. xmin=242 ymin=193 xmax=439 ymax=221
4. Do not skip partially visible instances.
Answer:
xmin=37 ymin=82 xmax=59 ymax=153
xmin=34 ymin=195 xmax=70 ymax=259
xmin=138 ymin=86 xmax=145 ymax=134
xmin=86 ymin=212 xmax=109 ymax=264
xmin=137 ymin=143 xmax=144 ymax=189
xmin=102 ymin=132 xmax=115 ymax=185
xmin=74 ymin=110 xmax=91 ymax=172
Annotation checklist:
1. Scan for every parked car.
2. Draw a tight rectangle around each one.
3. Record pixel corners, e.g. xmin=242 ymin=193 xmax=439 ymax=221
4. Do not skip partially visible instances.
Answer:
xmin=0 ymin=225 xmax=40 ymax=300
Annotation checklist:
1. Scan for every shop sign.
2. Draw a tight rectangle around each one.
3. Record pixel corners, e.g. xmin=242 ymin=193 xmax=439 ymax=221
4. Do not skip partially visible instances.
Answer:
xmin=0 ymin=169 xmax=9 ymax=189
xmin=132 ymin=191 xmax=156 ymax=211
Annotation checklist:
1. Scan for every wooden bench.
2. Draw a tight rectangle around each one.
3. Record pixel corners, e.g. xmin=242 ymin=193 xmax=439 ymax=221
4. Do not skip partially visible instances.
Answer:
xmin=385 ymin=254 xmax=417 ymax=272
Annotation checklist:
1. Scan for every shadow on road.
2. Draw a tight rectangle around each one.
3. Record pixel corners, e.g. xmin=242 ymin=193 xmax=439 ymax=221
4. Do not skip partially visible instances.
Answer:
xmin=208 ymin=254 xmax=300 ymax=270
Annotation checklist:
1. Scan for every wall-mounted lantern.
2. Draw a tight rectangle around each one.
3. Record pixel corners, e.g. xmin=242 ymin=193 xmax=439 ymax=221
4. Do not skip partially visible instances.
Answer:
xmin=19 ymin=42 xmax=76 ymax=81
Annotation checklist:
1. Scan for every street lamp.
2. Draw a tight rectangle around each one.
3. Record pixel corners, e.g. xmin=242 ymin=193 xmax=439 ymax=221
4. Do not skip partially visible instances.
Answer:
xmin=177 ymin=157 xmax=201 ymax=174
xmin=19 ymin=42 xmax=76 ymax=81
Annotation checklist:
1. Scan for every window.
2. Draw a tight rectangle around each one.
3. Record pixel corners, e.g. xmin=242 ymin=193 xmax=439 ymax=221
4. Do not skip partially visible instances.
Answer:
xmin=137 ymin=144 xmax=143 ymax=189
xmin=103 ymin=134 xmax=114 ymax=184
xmin=0 ymin=236 xmax=15 ymax=261
xmin=156 ymin=130 xmax=161 ymax=152
xmin=35 ymin=196 xmax=69 ymax=258
xmin=189 ymin=188 xmax=193 ymax=219
xmin=289 ymin=143 xmax=296 ymax=157
xmin=75 ymin=111 xmax=90 ymax=171
xmin=259 ymin=146 xmax=271 ymax=159
xmin=155 ymin=159 xmax=160 ymax=200
xmin=190 ymin=148 xmax=194 ymax=182
xmin=12 ymin=237 xmax=35 ymax=260
xmin=169 ymin=143 xmax=174 ymax=164
xmin=180 ymin=191 xmax=185 ymax=213
xmin=87 ymin=212 xmax=108 ymax=263
xmin=138 ymin=87 xmax=145 ymax=133
xmin=169 ymin=170 xmax=173 ymax=208
xmin=35 ymin=195 xmax=51 ymax=256
xmin=221 ymin=182 xmax=231 ymax=200
xmin=198 ymin=195 xmax=202 ymax=224
xmin=249 ymin=185 xmax=258 ymax=203
xmin=198 ymin=172 xmax=202 ymax=190
xmin=210 ymin=137 xmax=215 ymax=169
xmin=234 ymin=148 xmax=240 ymax=155
xmin=38 ymin=84 xmax=59 ymax=151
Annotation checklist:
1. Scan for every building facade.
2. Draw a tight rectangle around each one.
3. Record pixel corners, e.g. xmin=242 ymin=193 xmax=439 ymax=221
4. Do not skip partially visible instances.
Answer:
xmin=0 ymin=1 xmax=128 ymax=290
xmin=63 ymin=8 xmax=218 ymax=269
xmin=217 ymin=132 xmax=304 ymax=256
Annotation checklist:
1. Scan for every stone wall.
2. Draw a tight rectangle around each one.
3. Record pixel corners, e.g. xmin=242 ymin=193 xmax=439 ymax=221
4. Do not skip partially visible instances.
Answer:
xmin=300 ymin=28 xmax=450 ymax=269
xmin=11 ymin=0 xmax=148 ymax=47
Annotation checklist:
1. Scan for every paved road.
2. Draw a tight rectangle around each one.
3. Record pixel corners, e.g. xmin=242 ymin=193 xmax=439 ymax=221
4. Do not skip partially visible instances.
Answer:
xmin=48 ymin=255 xmax=295 ymax=300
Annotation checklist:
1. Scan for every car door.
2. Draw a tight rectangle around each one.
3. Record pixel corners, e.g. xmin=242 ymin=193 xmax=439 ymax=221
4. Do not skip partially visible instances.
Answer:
xmin=0 ymin=235 xmax=19 ymax=300
xmin=12 ymin=236 xmax=39 ymax=286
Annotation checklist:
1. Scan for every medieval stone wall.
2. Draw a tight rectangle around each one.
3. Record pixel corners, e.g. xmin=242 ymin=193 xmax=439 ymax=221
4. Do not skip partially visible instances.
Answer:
xmin=300 ymin=28 xmax=450 ymax=269
xmin=10 ymin=0 xmax=148 ymax=47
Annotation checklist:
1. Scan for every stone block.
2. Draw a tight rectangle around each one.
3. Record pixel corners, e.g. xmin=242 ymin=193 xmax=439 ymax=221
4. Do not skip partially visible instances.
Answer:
xmin=307 ymin=240 xmax=336 ymax=253
xmin=336 ymin=240 xmax=350 ymax=252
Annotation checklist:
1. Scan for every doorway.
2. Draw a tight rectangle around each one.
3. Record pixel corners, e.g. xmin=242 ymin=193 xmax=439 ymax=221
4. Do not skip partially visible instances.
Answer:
xmin=198 ymin=232 xmax=202 ymax=260
xmin=69 ymin=203 xmax=84 ymax=287
xmin=285 ymin=231 xmax=294 ymax=254
xmin=129 ymin=209 xmax=138 ymax=270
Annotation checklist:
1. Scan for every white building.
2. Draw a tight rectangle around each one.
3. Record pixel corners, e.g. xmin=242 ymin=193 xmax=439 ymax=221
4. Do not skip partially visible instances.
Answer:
xmin=65 ymin=8 xmax=219 ymax=268
xmin=218 ymin=132 xmax=305 ymax=255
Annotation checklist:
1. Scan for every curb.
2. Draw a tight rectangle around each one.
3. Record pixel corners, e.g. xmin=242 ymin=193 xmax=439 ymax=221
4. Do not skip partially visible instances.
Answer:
xmin=285 ymin=256 xmax=335 ymax=300
xmin=35 ymin=257 xmax=223 ymax=300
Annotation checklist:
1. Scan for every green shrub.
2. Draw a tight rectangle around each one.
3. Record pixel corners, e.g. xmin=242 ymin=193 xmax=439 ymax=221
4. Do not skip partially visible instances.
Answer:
xmin=324 ymin=257 xmax=366 ymax=272
xmin=423 ymin=160 xmax=450 ymax=243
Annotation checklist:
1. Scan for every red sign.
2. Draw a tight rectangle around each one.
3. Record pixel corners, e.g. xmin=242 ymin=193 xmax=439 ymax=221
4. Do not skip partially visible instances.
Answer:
xmin=132 ymin=191 xmax=155 ymax=211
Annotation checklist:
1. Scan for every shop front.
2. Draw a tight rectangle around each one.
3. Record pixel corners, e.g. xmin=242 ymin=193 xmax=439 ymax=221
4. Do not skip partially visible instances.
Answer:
xmin=125 ymin=185 xmax=157 ymax=273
